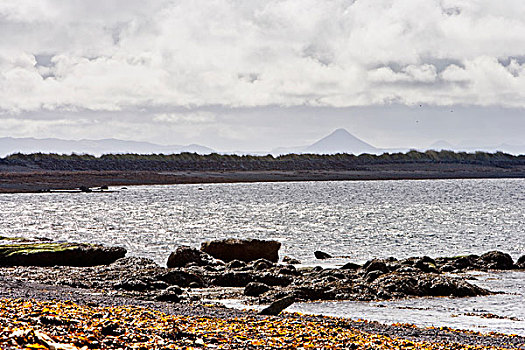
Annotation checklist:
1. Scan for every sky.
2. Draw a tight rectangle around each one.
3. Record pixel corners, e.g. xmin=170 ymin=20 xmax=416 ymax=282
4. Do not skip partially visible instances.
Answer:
xmin=0 ymin=0 xmax=524 ymax=152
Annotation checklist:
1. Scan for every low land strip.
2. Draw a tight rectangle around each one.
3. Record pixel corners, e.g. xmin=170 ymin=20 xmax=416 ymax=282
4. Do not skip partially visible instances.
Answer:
xmin=1 ymin=150 xmax=524 ymax=192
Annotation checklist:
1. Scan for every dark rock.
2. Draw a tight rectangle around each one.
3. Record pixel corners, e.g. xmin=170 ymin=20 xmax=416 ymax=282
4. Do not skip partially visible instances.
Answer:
xmin=251 ymin=258 xmax=274 ymax=271
xmin=478 ymin=251 xmax=514 ymax=270
xmin=365 ymin=270 xmax=385 ymax=282
xmin=226 ymin=259 xmax=246 ymax=269
xmin=282 ymin=256 xmax=301 ymax=264
xmin=256 ymin=273 xmax=292 ymax=287
xmin=156 ymin=286 xmax=183 ymax=302
xmin=259 ymin=295 xmax=295 ymax=315
xmin=0 ymin=242 xmax=126 ymax=267
xmin=167 ymin=245 xmax=216 ymax=268
xmin=201 ymin=238 xmax=281 ymax=263
xmin=115 ymin=279 xmax=148 ymax=291
xmin=278 ymin=265 xmax=299 ymax=276
xmin=212 ymin=272 xmax=253 ymax=287
xmin=244 ymin=282 xmax=270 ymax=296
xmin=294 ymin=286 xmax=335 ymax=301
xmin=371 ymin=272 xmax=490 ymax=299
xmin=314 ymin=251 xmax=332 ymax=259
xmin=340 ymin=262 xmax=360 ymax=270
xmin=435 ymin=255 xmax=478 ymax=271
xmin=157 ymin=270 xmax=204 ymax=288
xmin=362 ymin=259 xmax=389 ymax=274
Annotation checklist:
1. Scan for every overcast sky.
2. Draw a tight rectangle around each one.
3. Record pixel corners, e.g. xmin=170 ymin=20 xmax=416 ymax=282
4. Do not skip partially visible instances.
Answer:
xmin=1 ymin=0 xmax=524 ymax=151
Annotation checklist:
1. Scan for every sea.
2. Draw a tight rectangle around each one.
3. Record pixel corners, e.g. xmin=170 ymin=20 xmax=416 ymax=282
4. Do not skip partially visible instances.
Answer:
xmin=1 ymin=178 xmax=524 ymax=335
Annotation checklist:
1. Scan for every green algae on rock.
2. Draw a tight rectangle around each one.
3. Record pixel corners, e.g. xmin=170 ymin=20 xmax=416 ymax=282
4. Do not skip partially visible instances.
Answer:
xmin=0 ymin=242 xmax=126 ymax=267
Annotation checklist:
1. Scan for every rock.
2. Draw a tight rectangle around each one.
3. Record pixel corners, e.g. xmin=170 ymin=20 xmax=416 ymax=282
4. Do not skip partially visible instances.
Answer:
xmin=156 ymin=286 xmax=183 ymax=302
xmin=282 ymin=256 xmax=301 ymax=264
xmin=226 ymin=260 xmax=246 ymax=269
xmin=294 ymin=286 xmax=335 ymax=301
xmin=340 ymin=262 xmax=360 ymax=270
xmin=157 ymin=270 xmax=204 ymax=288
xmin=251 ymin=258 xmax=274 ymax=271
xmin=201 ymin=238 xmax=281 ymax=263
xmin=365 ymin=270 xmax=385 ymax=282
xmin=259 ymin=295 xmax=295 ymax=315
xmin=371 ymin=272 xmax=490 ymax=299
xmin=257 ymin=273 xmax=293 ymax=287
xmin=517 ymin=255 xmax=525 ymax=268
xmin=244 ymin=282 xmax=270 ymax=296
xmin=478 ymin=251 xmax=514 ymax=270
xmin=362 ymin=259 xmax=390 ymax=274
xmin=167 ymin=245 xmax=216 ymax=268
xmin=0 ymin=242 xmax=126 ymax=267
xmin=314 ymin=251 xmax=332 ymax=259
xmin=115 ymin=279 xmax=149 ymax=291
xmin=435 ymin=255 xmax=478 ymax=272
xmin=278 ymin=265 xmax=299 ymax=276
xmin=212 ymin=272 xmax=254 ymax=287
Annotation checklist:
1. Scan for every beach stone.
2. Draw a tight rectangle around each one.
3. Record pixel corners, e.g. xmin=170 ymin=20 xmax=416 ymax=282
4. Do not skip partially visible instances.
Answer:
xmin=362 ymin=259 xmax=390 ymax=274
xmin=157 ymin=270 xmax=204 ymax=288
xmin=477 ymin=251 xmax=514 ymax=270
xmin=294 ymin=286 xmax=335 ymax=301
xmin=340 ymin=262 xmax=361 ymax=270
xmin=244 ymin=282 xmax=270 ymax=296
xmin=251 ymin=258 xmax=274 ymax=271
xmin=259 ymin=295 xmax=295 ymax=315
xmin=282 ymin=256 xmax=301 ymax=264
xmin=0 ymin=242 xmax=126 ymax=267
xmin=365 ymin=270 xmax=385 ymax=282
xmin=155 ymin=285 xmax=183 ymax=301
xmin=212 ymin=271 xmax=254 ymax=287
xmin=226 ymin=259 xmax=246 ymax=269
xmin=314 ymin=251 xmax=332 ymax=259
xmin=167 ymin=245 xmax=216 ymax=268
xmin=115 ymin=279 xmax=148 ymax=291
xmin=257 ymin=273 xmax=293 ymax=287
xmin=201 ymin=238 xmax=281 ymax=263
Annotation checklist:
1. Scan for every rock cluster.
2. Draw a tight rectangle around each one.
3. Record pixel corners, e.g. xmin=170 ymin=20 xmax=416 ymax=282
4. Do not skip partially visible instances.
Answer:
xmin=1 ymin=237 xmax=523 ymax=308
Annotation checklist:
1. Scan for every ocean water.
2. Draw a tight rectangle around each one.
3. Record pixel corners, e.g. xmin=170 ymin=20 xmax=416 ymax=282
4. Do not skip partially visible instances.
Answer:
xmin=0 ymin=179 xmax=524 ymax=334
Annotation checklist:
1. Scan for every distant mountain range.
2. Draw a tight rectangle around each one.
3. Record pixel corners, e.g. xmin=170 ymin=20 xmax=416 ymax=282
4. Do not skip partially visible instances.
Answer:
xmin=0 ymin=137 xmax=215 ymax=157
xmin=1 ymin=130 xmax=524 ymax=157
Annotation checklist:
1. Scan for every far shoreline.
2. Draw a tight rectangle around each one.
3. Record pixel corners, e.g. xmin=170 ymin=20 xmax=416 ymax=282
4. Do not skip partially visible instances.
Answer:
xmin=1 ymin=168 xmax=524 ymax=193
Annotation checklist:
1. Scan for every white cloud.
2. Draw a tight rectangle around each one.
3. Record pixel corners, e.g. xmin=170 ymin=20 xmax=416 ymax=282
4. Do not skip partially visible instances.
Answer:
xmin=153 ymin=112 xmax=216 ymax=124
xmin=1 ymin=0 xmax=525 ymax=114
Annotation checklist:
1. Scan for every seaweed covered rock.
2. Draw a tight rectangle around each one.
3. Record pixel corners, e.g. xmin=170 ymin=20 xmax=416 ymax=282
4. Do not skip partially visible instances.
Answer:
xmin=0 ymin=242 xmax=126 ymax=267
xmin=201 ymin=238 xmax=281 ymax=263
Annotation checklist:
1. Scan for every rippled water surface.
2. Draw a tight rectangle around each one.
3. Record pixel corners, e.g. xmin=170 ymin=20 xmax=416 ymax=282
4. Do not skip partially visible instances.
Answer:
xmin=1 ymin=179 xmax=524 ymax=334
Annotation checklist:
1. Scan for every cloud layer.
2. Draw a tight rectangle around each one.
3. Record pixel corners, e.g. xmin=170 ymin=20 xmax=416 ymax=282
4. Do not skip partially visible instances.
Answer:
xmin=2 ymin=0 xmax=525 ymax=113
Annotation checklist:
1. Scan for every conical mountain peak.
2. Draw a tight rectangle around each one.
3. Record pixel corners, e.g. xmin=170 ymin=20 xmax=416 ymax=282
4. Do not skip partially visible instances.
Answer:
xmin=305 ymin=128 xmax=377 ymax=155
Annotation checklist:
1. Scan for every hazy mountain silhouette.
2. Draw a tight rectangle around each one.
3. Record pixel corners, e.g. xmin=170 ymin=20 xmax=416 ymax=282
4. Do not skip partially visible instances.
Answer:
xmin=426 ymin=139 xmax=525 ymax=155
xmin=305 ymin=128 xmax=378 ymax=154
xmin=272 ymin=128 xmax=379 ymax=155
xmin=429 ymin=140 xmax=455 ymax=150
xmin=0 ymin=137 xmax=214 ymax=156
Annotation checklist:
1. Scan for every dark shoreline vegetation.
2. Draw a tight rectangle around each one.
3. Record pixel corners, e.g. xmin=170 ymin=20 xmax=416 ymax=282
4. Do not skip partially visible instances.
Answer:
xmin=1 ymin=150 xmax=525 ymax=193
xmin=3 ymin=149 xmax=525 ymax=171
xmin=1 ymin=237 xmax=525 ymax=348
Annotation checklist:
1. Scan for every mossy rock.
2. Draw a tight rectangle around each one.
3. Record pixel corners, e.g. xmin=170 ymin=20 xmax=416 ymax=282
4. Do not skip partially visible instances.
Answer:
xmin=0 ymin=242 xmax=126 ymax=267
